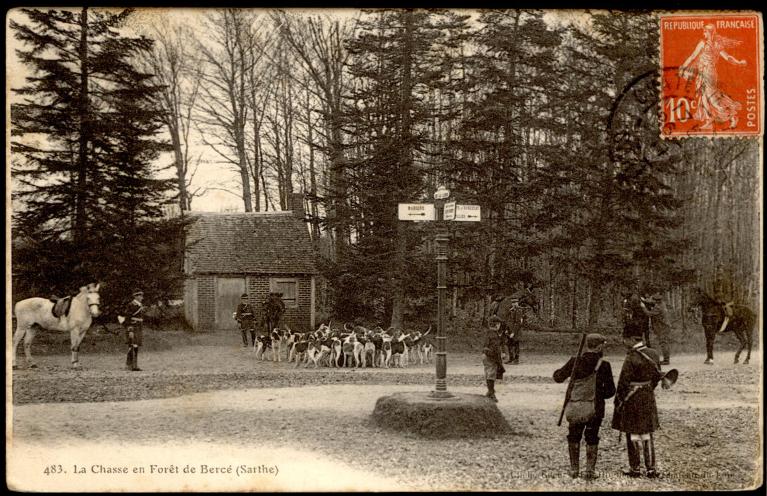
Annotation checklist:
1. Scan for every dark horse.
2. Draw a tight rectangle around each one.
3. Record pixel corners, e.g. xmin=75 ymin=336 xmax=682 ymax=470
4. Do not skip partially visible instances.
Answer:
xmin=262 ymin=292 xmax=286 ymax=334
xmin=688 ymin=288 xmax=754 ymax=365
xmin=490 ymin=290 xmax=539 ymax=329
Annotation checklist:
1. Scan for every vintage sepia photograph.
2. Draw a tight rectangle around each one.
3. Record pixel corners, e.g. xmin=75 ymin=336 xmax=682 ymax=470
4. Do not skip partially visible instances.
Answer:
xmin=6 ymin=7 xmax=763 ymax=492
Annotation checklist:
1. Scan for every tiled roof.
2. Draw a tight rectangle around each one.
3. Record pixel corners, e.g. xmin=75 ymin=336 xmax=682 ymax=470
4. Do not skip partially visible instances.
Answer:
xmin=185 ymin=212 xmax=318 ymax=275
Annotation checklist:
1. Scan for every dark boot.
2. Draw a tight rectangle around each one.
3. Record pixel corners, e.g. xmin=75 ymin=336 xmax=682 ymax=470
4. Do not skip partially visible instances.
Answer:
xmin=485 ymin=380 xmax=497 ymax=402
xmin=623 ymin=437 xmax=641 ymax=477
xmin=583 ymin=444 xmax=599 ymax=480
xmin=511 ymin=342 xmax=520 ymax=364
xmin=241 ymin=330 xmax=249 ymax=348
xmin=567 ymin=441 xmax=580 ymax=478
xmin=131 ymin=347 xmax=142 ymax=371
xmin=661 ymin=340 xmax=670 ymax=365
xmin=125 ymin=348 xmax=134 ymax=370
xmin=249 ymin=331 xmax=256 ymax=347
xmin=644 ymin=435 xmax=657 ymax=478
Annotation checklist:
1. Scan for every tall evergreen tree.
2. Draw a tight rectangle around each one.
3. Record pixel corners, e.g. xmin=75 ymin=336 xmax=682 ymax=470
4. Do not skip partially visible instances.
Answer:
xmin=11 ymin=7 xmax=180 ymax=305
xmin=446 ymin=10 xmax=565 ymax=296
xmin=337 ymin=9 xmax=468 ymax=326
xmin=549 ymin=12 xmax=691 ymax=324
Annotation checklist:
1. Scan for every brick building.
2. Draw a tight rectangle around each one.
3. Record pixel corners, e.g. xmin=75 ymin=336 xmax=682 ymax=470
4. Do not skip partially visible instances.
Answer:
xmin=183 ymin=195 xmax=318 ymax=331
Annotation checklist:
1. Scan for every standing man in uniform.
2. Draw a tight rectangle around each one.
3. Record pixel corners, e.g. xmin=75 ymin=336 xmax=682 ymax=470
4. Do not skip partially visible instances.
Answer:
xmin=122 ymin=289 xmax=145 ymax=371
xmin=235 ymin=293 xmax=256 ymax=348
xmin=646 ymin=292 xmax=671 ymax=365
xmin=611 ymin=330 xmax=665 ymax=478
xmin=505 ymin=303 xmax=523 ymax=364
xmin=640 ymin=293 xmax=655 ymax=347
xmin=482 ymin=316 xmax=506 ymax=402
xmin=554 ymin=334 xmax=616 ymax=480
xmin=624 ymin=288 xmax=651 ymax=348
xmin=504 ymin=282 xmax=536 ymax=364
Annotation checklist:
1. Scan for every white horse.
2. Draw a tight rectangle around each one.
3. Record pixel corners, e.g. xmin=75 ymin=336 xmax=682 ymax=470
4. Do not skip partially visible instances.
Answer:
xmin=13 ymin=283 xmax=101 ymax=369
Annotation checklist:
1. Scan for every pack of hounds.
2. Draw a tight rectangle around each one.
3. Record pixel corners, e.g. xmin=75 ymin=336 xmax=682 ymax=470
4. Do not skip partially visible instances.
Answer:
xmin=252 ymin=323 xmax=433 ymax=368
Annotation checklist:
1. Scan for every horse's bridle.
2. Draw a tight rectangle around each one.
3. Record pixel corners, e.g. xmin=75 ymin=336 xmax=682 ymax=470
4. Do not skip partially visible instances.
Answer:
xmin=85 ymin=289 xmax=101 ymax=313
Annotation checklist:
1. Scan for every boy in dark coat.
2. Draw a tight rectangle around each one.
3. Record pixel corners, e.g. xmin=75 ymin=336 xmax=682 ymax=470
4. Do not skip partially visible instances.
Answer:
xmin=235 ymin=293 xmax=256 ymax=348
xmin=482 ymin=316 xmax=506 ymax=402
xmin=554 ymin=334 xmax=616 ymax=480
xmin=612 ymin=334 xmax=664 ymax=478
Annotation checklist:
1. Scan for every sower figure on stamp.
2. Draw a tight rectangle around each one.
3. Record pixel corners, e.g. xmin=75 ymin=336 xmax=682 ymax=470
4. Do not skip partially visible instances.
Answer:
xmin=647 ymin=292 xmax=672 ymax=365
xmin=482 ymin=316 xmax=506 ymax=402
xmin=678 ymin=23 xmax=747 ymax=130
xmin=121 ymin=290 xmax=145 ymax=371
xmin=612 ymin=329 xmax=666 ymax=478
xmin=554 ymin=334 xmax=615 ymax=480
xmin=234 ymin=293 xmax=256 ymax=348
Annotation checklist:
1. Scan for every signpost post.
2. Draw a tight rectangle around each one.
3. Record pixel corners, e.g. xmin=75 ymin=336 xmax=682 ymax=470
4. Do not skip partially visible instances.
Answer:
xmin=377 ymin=196 xmax=503 ymax=438
xmin=398 ymin=188 xmax=481 ymax=400
xmin=431 ymin=187 xmax=451 ymax=398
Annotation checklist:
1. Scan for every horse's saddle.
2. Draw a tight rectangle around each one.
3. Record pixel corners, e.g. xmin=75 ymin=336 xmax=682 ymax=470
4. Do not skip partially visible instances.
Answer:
xmin=49 ymin=296 xmax=72 ymax=318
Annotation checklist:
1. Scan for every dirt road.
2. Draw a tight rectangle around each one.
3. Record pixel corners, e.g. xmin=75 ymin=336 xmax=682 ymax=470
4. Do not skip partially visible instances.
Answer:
xmin=9 ymin=332 xmax=762 ymax=491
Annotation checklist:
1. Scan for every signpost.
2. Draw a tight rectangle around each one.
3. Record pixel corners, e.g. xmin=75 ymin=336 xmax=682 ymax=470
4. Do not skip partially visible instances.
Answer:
xmin=443 ymin=201 xmax=456 ymax=221
xmin=397 ymin=203 xmax=435 ymax=221
xmin=454 ymin=204 xmax=481 ymax=222
xmin=397 ymin=191 xmax=481 ymax=399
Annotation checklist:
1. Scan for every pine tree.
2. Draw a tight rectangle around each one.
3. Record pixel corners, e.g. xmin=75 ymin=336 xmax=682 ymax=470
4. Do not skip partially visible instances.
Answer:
xmin=445 ymin=10 xmax=565 ymax=297
xmin=337 ymin=9 xmax=468 ymax=326
xmin=550 ymin=12 xmax=691 ymax=324
xmin=11 ymin=7 xmax=181 ymax=305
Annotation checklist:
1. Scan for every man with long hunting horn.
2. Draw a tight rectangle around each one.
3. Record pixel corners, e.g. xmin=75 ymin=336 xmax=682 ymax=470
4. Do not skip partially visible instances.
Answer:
xmin=120 ymin=289 xmax=145 ymax=371
xmin=554 ymin=333 xmax=615 ymax=480
xmin=611 ymin=325 xmax=675 ymax=478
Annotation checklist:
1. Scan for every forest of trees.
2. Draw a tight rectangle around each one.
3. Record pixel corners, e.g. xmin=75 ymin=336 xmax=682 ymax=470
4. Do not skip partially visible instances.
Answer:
xmin=10 ymin=8 xmax=761 ymax=330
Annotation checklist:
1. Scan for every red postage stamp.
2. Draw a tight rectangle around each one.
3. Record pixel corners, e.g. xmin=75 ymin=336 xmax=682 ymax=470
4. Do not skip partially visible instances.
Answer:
xmin=660 ymin=13 xmax=763 ymax=137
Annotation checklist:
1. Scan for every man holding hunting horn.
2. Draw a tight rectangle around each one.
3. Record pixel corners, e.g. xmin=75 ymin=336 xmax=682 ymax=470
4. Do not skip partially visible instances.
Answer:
xmin=611 ymin=324 xmax=677 ymax=478
xmin=119 ymin=289 xmax=145 ymax=371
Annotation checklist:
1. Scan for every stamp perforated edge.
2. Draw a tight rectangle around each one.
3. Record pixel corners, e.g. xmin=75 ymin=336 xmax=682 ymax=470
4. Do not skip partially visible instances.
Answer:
xmin=658 ymin=11 xmax=764 ymax=140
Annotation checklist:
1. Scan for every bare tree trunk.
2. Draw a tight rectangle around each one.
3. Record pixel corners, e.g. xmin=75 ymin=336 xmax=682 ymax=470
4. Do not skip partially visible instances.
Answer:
xmin=74 ymin=7 xmax=89 ymax=245
xmin=273 ymin=11 xmax=351 ymax=258
xmin=389 ymin=10 xmax=416 ymax=329
xmin=196 ymin=9 xmax=261 ymax=212
xmin=571 ymin=264 xmax=578 ymax=330
xmin=142 ymin=19 xmax=201 ymax=212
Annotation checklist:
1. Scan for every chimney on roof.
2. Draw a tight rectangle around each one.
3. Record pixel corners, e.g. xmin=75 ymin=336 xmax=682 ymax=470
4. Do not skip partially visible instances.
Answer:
xmin=290 ymin=191 xmax=305 ymax=219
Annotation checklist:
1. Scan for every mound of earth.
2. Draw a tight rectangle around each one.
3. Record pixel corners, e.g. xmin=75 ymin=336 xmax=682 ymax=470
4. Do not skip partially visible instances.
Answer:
xmin=372 ymin=391 xmax=512 ymax=438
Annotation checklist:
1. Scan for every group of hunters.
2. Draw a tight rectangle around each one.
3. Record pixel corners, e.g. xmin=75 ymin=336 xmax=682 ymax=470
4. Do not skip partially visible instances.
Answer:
xmin=116 ymin=290 xmax=284 ymax=370
xmin=483 ymin=285 xmax=676 ymax=479
xmin=122 ymin=282 xmax=675 ymax=479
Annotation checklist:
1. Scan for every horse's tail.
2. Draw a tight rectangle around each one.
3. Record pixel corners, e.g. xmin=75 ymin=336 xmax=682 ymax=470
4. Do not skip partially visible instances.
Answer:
xmin=12 ymin=302 xmax=26 ymax=338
